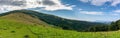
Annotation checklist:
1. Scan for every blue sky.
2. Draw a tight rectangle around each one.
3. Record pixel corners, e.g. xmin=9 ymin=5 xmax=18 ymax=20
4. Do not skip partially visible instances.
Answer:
xmin=39 ymin=0 xmax=120 ymax=21
xmin=0 ymin=0 xmax=120 ymax=21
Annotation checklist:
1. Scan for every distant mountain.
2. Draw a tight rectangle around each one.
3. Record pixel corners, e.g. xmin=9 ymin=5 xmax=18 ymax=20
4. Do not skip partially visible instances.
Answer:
xmin=0 ymin=10 xmax=107 ymax=31
xmin=94 ymin=20 xmax=112 ymax=24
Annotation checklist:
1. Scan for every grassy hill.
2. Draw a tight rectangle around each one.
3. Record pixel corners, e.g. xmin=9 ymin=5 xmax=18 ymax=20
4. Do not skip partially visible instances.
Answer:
xmin=0 ymin=10 xmax=96 ymax=38
xmin=0 ymin=10 xmax=107 ymax=31
xmin=0 ymin=10 xmax=120 ymax=38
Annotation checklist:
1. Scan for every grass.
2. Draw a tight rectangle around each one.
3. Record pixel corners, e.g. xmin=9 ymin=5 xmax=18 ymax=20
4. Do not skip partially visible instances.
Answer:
xmin=0 ymin=13 xmax=120 ymax=38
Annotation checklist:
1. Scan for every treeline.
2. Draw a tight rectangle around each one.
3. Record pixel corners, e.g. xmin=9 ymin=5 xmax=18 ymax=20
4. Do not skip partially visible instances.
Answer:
xmin=86 ymin=20 xmax=120 ymax=32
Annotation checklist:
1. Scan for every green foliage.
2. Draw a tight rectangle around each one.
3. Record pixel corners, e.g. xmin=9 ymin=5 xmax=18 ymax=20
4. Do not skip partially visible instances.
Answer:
xmin=87 ymin=20 xmax=120 ymax=32
xmin=24 ymin=35 xmax=29 ymax=38
xmin=87 ymin=25 xmax=109 ymax=32
xmin=109 ymin=20 xmax=120 ymax=31
xmin=11 ymin=31 xmax=15 ymax=33
xmin=109 ymin=22 xmax=119 ymax=30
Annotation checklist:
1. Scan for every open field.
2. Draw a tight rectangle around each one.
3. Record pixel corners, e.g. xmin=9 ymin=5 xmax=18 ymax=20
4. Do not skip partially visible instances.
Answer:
xmin=0 ymin=17 xmax=120 ymax=38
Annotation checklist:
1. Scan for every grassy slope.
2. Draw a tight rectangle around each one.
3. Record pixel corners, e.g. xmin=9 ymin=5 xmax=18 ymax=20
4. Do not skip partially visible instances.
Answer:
xmin=3 ymin=10 xmax=106 ymax=31
xmin=0 ymin=13 xmax=120 ymax=38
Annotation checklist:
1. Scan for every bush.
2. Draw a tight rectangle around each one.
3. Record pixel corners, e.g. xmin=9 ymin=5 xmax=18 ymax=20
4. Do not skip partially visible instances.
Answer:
xmin=24 ymin=35 xmax=29 ymax=38
xmin=11 ymin=31 xmax=15 ymax=33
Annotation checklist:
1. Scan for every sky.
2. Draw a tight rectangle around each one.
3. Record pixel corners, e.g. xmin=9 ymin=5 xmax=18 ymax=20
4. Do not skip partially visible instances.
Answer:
xmin=0 ymin=0 xmax=120 ymax=22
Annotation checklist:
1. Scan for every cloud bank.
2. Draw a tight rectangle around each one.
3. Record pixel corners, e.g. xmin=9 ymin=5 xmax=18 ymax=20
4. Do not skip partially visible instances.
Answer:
xmin=79 ymin=0 xmax=120 ymax=6
xmin=0 ymin=0 xmax=73 ymax=12
xmin=80 ymin=11 xmax=103 ymax=15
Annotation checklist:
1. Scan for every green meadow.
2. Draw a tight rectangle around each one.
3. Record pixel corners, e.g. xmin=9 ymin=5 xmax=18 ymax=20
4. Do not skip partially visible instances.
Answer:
xmin=0 ymin=12 xmax=120 ymax=38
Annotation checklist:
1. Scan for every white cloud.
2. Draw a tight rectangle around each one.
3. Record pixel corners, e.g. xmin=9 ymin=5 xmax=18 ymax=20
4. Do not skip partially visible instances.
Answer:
xmin=79 ymin=0 xmax=89 ymax=3
xmin=80 ymin=11 xmax=103 ymax=15
xmin=111 ymin=13 xmax=119 ymax=16
xmin=91 ymin=0 xmax=111 ymax=6
xmin=0 ymin=0 xmax=40 ymax=12
xmin=0 ymin=0 xmax=73 ymax=12
xmin=109 ymin=10 xmax=120 ymax=16
xmin=78 ymin=8 xmax=83 ymax=11
xmin=79 ymin=0 xmax=120 ymax=6
xmin=41 ymin=0 xmax=73 ymax=11
xmin=111 ymin=0 xmax=120 ymax=6
xmin=113 ymin=10 xmax=120 ymax=13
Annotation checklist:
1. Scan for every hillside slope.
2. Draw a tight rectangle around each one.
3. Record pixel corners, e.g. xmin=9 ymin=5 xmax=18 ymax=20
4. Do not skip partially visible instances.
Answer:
xmin=0 ymin=13 xmax=49 ymax=26
xmin=0 ymin=10 xmax=102 ymax=38
xmin=0 ymin=10 xmax=107 ymax=31
xmin=0 ymin=16 xmax=107 ymax=38
xmin=0 ymin=12 xmax=51 ymax=38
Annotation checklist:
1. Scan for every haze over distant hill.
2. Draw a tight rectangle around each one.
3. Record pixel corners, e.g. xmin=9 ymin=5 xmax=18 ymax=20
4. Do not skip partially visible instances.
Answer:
xmin=94 ymin=20 xmax=112 ymax=24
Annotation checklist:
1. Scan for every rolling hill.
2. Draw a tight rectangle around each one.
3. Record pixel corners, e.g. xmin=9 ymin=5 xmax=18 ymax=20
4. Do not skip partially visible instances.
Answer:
xmin=0 ymin=10 xmax=120 ymax=38
xmin=0 ymin=10 xmax=107 ymax=31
